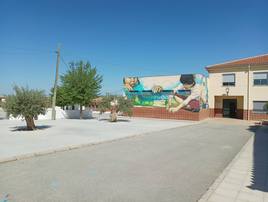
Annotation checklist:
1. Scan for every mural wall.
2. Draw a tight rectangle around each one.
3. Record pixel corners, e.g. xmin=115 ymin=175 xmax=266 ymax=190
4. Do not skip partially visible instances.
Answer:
xmin=123 ymin=74 xmax=208 ymax=112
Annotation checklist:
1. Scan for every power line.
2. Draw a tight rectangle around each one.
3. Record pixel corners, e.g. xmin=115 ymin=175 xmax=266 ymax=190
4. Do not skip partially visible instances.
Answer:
xmin=0 ymin=48 xmax=126 ymax=69
xmin=60 ymin=56 xmax=69 ymax=68
xmin=0 ymin=49 xmax=55 ymax=55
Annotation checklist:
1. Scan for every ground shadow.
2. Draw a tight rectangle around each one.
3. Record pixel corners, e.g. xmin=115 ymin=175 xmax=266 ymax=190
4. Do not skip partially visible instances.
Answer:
xmin=98 ymin=118 xmax=131 ymax=122
xmin=247 ymin=124 xmax=268 ymax=192
xmin=10 ymin=125 xmax=52 ymax=132
xmin=67 ymin=117 xmax=94 ymax=120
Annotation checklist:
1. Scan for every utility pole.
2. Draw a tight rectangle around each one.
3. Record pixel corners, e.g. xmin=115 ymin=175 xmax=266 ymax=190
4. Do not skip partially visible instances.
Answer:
xmin=51 ymin=44 xmax=60 ymax=120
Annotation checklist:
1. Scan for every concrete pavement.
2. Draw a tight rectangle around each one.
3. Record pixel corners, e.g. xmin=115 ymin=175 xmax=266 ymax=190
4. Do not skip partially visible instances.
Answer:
xmin=0 ymin=117 xmax=193 ymax=162
xmin=0 ymin=120 xmax=253 ymax=202
xmin=199 ymin=125 xmax=268 ymax=202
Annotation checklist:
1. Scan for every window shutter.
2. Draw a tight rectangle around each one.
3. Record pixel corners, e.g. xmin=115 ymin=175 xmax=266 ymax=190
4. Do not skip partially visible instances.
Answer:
xmin=223 ymin=74 xmax=235 ymax=82
xmin=254 ymin=73 xmax=267 ymax=80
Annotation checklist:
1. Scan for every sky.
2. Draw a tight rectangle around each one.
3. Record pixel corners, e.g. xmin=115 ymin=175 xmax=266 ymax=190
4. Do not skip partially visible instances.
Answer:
xmin=0 ymin=0 xmax=268 ymax=95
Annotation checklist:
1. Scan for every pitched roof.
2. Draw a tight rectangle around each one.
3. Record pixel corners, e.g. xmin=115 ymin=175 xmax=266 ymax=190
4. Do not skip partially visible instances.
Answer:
xmin=206 ymin=53 xmax=268 ymax=69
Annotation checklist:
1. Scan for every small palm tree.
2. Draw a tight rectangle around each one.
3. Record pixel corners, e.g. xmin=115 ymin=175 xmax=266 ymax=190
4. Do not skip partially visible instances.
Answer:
xmin=98 ymin=95 xmax=133 ymax=122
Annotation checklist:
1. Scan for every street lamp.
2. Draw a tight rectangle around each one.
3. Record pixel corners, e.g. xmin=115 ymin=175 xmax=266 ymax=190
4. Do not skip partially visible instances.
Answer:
xmin=225 ymin=87 xmax=230 ymax=96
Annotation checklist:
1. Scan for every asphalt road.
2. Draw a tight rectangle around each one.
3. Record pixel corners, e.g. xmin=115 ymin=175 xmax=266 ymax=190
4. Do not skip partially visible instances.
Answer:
xmin=0 ymin=120 xmax=253 ymax=202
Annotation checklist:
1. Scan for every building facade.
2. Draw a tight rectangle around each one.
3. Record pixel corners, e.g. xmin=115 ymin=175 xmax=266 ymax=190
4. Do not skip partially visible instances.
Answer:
xmin=207 ymin=54 xmax=268 ymax=120
xmin=124 ymin=53 xmax=268 ymax=121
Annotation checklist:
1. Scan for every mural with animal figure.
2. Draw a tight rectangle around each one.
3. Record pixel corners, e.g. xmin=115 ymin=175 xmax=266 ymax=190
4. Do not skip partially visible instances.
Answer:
xmin=123 ymin=74 xmax=208 ymax=112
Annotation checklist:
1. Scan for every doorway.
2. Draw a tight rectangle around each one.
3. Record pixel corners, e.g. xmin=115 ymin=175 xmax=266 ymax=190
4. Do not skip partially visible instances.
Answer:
xmin=223 ymin=99 xmax=237 ymax=118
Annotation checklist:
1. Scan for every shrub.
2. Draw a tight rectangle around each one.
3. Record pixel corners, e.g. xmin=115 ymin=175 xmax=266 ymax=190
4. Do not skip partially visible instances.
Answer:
xmin=3 ymin=86 xmax=48 ymax=130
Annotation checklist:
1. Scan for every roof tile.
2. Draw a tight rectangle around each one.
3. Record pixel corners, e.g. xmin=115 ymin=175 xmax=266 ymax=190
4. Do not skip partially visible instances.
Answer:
xmin=206 ymin=54 xmax=268 ymax=69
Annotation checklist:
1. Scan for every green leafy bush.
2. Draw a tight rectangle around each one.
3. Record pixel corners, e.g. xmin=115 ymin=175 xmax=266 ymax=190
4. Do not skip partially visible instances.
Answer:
xmin=98 ymin=94 xmax=133 ymax=122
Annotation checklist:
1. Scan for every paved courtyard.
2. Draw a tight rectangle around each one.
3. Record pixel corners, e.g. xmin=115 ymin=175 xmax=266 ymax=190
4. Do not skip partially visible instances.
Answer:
xmin=199 ymin=125 xmax=268 ymax=202
xmin=0 ymin=117 xmax=193 ymax=162
xmin=0 ymin=119 xmax=253 ymax=202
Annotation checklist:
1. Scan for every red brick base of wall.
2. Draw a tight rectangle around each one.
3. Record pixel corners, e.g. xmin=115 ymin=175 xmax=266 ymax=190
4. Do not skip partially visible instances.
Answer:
xmin=131 ymin=107 xmax=210 ymax=121
xmin=131 ymin=107 xmax=268 ymax=121
xmin=209 ymin=108 xmax=268 ymax=120
xmin=248 ymin=110 xmax=268 ymax=121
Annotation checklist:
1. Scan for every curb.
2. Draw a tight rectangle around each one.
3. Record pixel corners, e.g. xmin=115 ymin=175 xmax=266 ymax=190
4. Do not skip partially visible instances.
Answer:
xmin=0 ymin=122 xmax=200 ymax=164
xmin=197 ymin=134 xmax=255 ymax=202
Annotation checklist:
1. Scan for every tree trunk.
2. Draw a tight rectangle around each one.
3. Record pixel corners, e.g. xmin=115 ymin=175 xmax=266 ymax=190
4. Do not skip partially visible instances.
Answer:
xmin=79 ymin=105 xmax=83 ymax=119
xmin=25 ymin=116 xmax=36 ymax=130
xmin=110 ymin=110 xmax=117 ymax=122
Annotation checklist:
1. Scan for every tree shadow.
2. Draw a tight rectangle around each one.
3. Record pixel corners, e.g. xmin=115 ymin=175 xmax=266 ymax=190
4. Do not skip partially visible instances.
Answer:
xmin=247 ymin=125 xmax=268 ymax=192
xmin=10 ymin=125 xmax=52 ymax=132
xmin=67 ymin=117 xmax=94 ymax=120
xmin=98 ymin=118 xmax=131 ymax=122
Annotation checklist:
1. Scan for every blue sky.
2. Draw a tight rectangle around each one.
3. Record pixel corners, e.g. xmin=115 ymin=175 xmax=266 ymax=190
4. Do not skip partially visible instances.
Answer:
xmin=0 ymin=0 xmax=267 ymax=95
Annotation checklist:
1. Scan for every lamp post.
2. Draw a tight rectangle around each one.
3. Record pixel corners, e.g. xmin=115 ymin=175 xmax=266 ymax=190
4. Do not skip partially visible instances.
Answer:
xmin=225 ymin=87 xmax=230 ymax=96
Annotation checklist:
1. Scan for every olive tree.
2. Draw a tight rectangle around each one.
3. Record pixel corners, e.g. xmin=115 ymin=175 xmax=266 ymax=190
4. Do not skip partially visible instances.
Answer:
xmin=98 ymin=95 xmax=133 ymax=122
xmin=3 ymin=86 xmax=48 ymax=130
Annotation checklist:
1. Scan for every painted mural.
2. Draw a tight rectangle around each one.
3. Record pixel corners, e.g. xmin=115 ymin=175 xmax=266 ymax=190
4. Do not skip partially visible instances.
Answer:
xmin=123 ymin=74 xmax=208 ymax=112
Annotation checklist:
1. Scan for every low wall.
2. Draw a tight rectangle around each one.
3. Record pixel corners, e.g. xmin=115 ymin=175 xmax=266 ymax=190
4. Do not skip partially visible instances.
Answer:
xmin=37 ymin=107 xmax=66 ymax=120
xmin=209 ymin=108 xmax=268 ymax=120
xmin=64 ymin=110 xmax=92 ymax=119
xmin=0 ymin=107 xmax=7 ymax=119
xmin=212 ymin=108 xmax=244 ymax=119
xmin=246 ymin=110 xmax=268 ymax=121
xmin=131 ymin=107 xmax=209 ymax=121
xmin=9 ymin=107 xmax=93 ymax=120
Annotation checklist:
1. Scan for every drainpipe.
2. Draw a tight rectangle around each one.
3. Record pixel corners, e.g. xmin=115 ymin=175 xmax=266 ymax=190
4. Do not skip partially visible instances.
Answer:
xmin=247 ymin=65 xmax=250 ymax=120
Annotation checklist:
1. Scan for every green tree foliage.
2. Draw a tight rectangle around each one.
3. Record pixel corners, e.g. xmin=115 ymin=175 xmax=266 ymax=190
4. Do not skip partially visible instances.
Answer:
xmin=98 ymin=94 xmax=133 ymax=122
xmin=265 ymin=102 xmax=268 ymax=111
xmin=50 ymin=86 xmax=71 ymax=108
xmin=3 ymin=86 xmax=48 ymax=130
xmin=61 ymin=61 xmax=102 ymax=119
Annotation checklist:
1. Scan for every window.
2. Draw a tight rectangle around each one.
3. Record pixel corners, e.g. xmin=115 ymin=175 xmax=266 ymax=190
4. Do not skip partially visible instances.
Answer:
xmin=253 ymin=101 xmax=268 ymax=113
xmin=223 ymin=74 xmax=235 ymax=86
xmin=253 ymin=72 xmax=268 ymax=85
